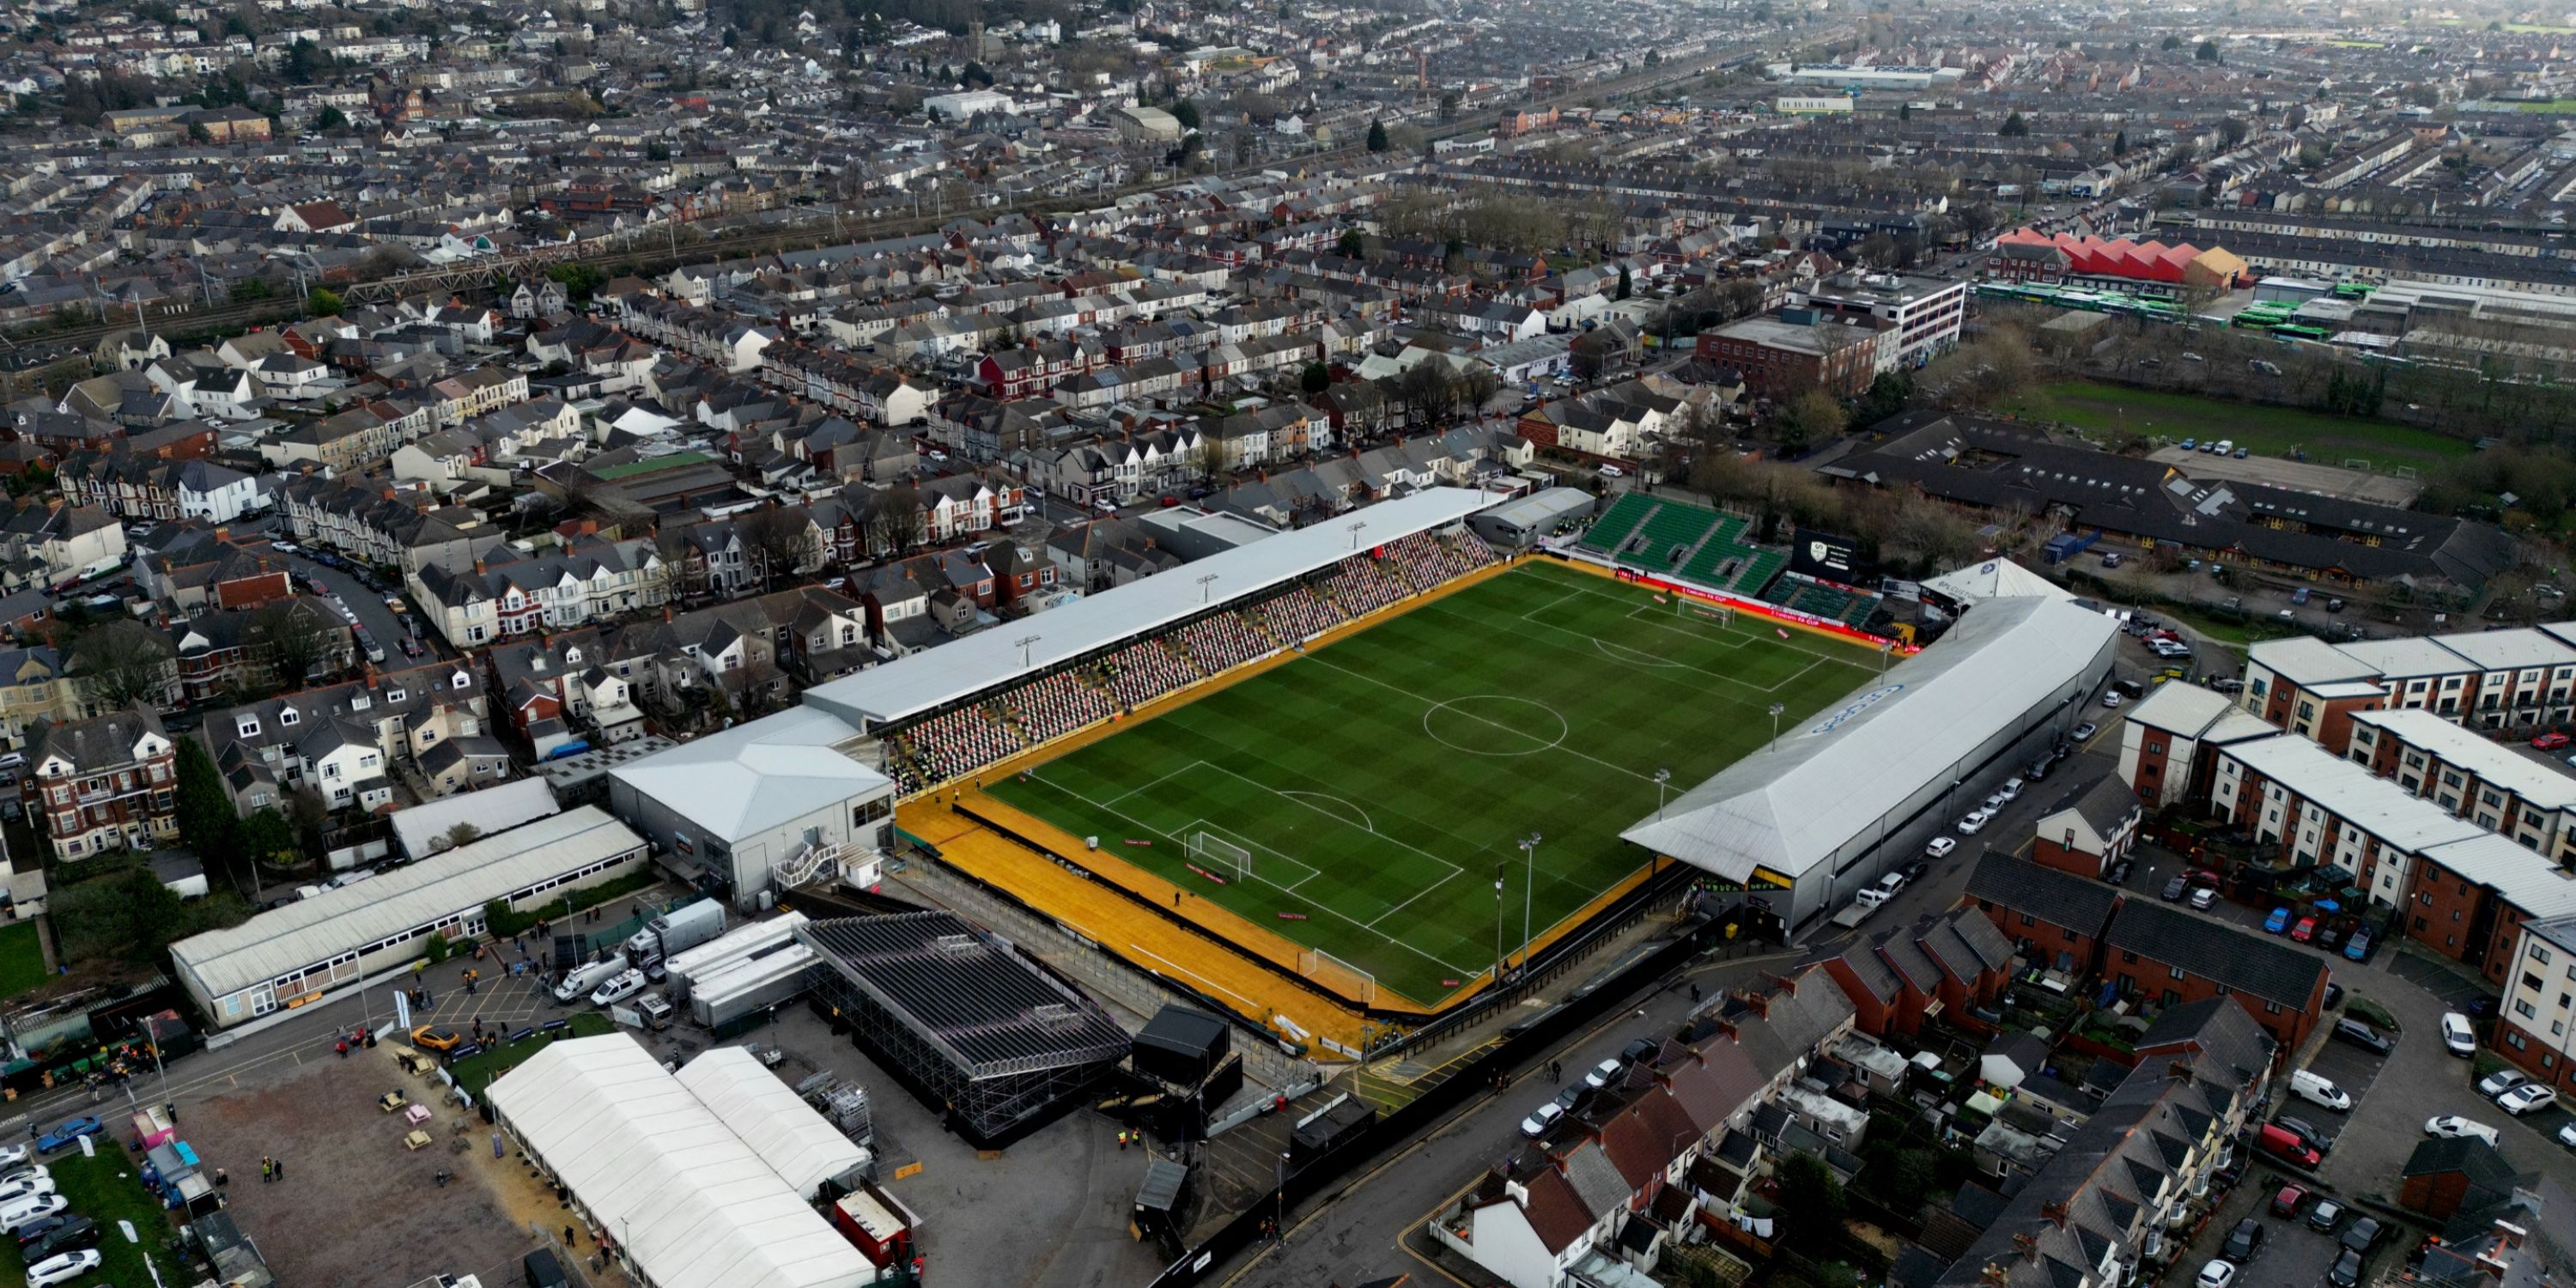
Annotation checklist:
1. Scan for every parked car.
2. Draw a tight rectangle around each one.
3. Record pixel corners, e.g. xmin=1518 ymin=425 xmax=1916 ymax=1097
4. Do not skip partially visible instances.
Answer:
xmin=2291 ymin=1070 xmax=2351 ymax=1112
xmin=2424 ymin=1115 xmax=2500 ymax=1145
xmin=2275 ymin=1117 xmax=2335 ymax=1154
xmin=2291 ymin=916 xmax=2318 ymax=943
xmin=2479 ymin=1069 xmax=2532 ymax=1098
xmin=2269 ymin=1184 xmax=2308 ymax=1218
xmin=2107 ymin=858 xmax=2134 ymax=885
xmin=2327 ymin=1249 xmax=2365 ymax=1288
xmin=2344 ymin=928 xmax=2375 ymax=961
xmin=2100 ymin=552 xmax=2125 ymax=568
xmin=2497 ymin=1084 xmax=2556 ymax=1115
xmin=1517 ymin=1101 xmax=1565 ymax=1139
xmin=2256 ymin=1123 xmax=2319 ymax=1168
xmin=2440 ymin=1012 xmax=2477 ymax=1057
xmin=33 ymin=1119 xmax=100 ymax=1155
xmin=1923 ymin=836 xmax=1957 ymax=860
xmin=2534 ymin=732 xmax=2572 ymax=751
xmin=1956 ymin=810 xmax=1991 ymax=835
xmin=21 ymin=1218 xmax=95 ymax=1264
xmin=0 ymin=1194 xmax=67 ymax=1236
xmin=588 ymin=969 xmax=647 ymax=1007
xmin=0 ymin=1169 xmax=53 ymax=1206
xmin=2263 ymin=907 xmax=2291 ymax=933
xmin=2221 ymin=1218 xmax=2263 ymax=1263
xmin=2306 ymin=1197 xmax=2345 ymax=1232
xmin=2331 ymin=1018 xmax=2394 ymax=1056
xmin=2340 ymin=1216 xmax=2385 ymax=1254
xmin=2189 ymin=887 xmax=2220 ymax=911
xmin=2195 ymin=1261 xmax=2235 ymax=1288
xmin=25 ymin=1249 xmax=100 ymax=1288
xmin=410 ymin=1026 xmax=463 ymax=1054
xmin=2072 ymin=721 xmax=2099 ymax=740
xmin=2162 ymin=875 xmax=2191 ymax=902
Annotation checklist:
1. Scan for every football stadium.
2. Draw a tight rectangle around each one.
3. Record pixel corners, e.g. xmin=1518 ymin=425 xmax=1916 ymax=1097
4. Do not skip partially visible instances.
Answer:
xmin=787 ymin=486 xmax=2114 ymax=1054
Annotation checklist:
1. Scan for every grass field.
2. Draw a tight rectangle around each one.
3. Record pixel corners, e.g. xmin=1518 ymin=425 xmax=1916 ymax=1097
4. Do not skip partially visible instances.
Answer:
xmin=1999 ymin=380 xmax=2471 ymax=468
xmin=986 ymin=561 xmax=1878 ymax=1005
xmin=0 ymin=920 xmax=46 ymax=1000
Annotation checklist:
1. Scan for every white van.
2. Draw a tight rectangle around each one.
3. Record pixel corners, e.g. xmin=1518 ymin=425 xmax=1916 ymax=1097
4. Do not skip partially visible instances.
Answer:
xmin=2290 ymin=1069 xmax=2350 ymax=1112
xmin=552 ymin=955 xmax=629 ymax=1004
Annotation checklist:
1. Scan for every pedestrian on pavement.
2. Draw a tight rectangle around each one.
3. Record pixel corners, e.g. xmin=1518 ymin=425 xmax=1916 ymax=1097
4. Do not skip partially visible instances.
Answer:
xmin=1549 ymin=1060 xmax=1561 ymax=1084
xmin=214 ymin=1168 xmax=227 ymax=1188
xmin=259 ymin=1157 xmax=271 ymax=1182
xmin=335 ymin=1040 xmax=348 ymax=1059
xmin=1689 ymin=982 xmax=1701 ymax=1002
xmin=273 ymin=1157 xmax=283 ymax=1181
xmin=565 ymin=1226 xmax=576 ymax=1249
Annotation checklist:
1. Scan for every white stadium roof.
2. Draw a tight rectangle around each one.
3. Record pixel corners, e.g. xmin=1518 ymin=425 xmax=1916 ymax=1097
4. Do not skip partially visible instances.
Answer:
xmin=801 ymin=487 xmax=1491 ymax=728
xmin=673 ymin=1046 xmax=869 ymax=1199
xmin=1620 ymin=596 xmax=2117 ymax=883
xmin=1919 ymin=556 xmax=2070 ymax=605
xmin=489 ymin=1036 xmax=876 ymax=1288
xmin=606 ymin=706 xmax=888 ymax=845
xmin=173 ymin=807 xmax=644 ymax=1001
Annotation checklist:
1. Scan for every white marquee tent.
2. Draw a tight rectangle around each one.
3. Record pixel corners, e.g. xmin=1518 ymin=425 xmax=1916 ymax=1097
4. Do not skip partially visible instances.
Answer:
xmin=489 ymin=1035 xmax=874 ymax=1288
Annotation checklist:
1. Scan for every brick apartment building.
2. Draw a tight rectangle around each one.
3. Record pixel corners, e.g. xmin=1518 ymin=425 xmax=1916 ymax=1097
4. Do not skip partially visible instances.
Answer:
xmin=2029 ymin=774 xmax=2144 ymax=879
xmin=1964 ymin=851 xmax=2328 ymax=1055
xmin=1693 ymin=308 xmax=1887 ymax=400
xmin=21 ymin=707 xmax=180 ymax=860
xmin=1822 ymin=906 xmax=2016 ymax=1040
xmin=2493 ymin=914 xmax=2576 ymax=1094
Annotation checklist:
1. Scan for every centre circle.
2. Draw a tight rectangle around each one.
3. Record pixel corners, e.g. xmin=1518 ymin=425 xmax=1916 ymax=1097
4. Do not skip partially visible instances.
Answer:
xmin=1421 ymin=696 xmax=1570 ymax=756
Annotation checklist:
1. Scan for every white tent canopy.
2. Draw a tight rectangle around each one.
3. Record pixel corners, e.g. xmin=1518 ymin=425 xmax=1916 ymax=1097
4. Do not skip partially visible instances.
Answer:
xmin=490 ymin=1036 xmax=873 ymax=1288
xmin=677 ymin=1046 xmax=869 ymax=1199
xmin=1920 ymin=556 xmax=2071 ymax=606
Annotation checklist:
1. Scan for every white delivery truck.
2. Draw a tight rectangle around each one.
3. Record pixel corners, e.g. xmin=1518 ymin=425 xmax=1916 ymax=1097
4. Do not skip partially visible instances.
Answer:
xmin=552 ymin=954 xmax=629 ymax=1004
xmin=626 ymin=901 xmax=726 ymax=963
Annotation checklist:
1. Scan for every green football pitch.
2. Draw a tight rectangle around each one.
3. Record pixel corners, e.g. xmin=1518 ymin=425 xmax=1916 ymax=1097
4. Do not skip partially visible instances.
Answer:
xmin=985 ymin=561 xmax=1880 ymax=1005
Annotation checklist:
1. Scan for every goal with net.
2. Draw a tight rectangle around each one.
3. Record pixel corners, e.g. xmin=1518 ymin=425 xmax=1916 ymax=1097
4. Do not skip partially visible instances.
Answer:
xmin=1189 ymin=831 xmax=1253 ymax=881
xmin=1300 ymin=946 xmax=1376 ymax=1005
xmin=1675 ymin=599 xmax=1734 ymax=628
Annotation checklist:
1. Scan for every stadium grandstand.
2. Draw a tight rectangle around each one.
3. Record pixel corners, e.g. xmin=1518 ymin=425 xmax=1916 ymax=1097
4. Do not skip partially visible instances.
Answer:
xmin=1620 ymin=593 xmax=2118 ymax=932
xmin=1576 ymin=493 xmax=1789 ymax=598
xmin=799 ymin=486 xmax=1501 ymax=793
xmin=1762 ymin=573 xmax=1884 ymax=630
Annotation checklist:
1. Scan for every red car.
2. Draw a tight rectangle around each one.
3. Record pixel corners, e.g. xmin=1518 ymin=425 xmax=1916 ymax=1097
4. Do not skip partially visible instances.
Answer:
xmin=2271 ymin=1184 xmax=2309 ymax=1218
xmin=2533 ymin=732 xmax=2571 ymax=750
xmin=2291 ymin=917 xmax=2318 ymax=943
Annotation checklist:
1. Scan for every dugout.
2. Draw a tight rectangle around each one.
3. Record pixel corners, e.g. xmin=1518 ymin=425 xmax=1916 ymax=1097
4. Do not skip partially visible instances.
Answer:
xmin=1133 ymin=1005 xmax=1231 ymax=1085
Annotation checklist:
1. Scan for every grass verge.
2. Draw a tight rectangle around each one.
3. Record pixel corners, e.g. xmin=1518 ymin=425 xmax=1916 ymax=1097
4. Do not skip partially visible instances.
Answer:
xmin=443 ymin=1012 xmax=617 ymax=1097
xmin=0 ymin=920 xmax=47 ymax=1000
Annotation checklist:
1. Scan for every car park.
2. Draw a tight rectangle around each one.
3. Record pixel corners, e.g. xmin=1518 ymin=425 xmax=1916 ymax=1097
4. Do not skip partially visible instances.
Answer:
xmin=2306 ymin=1197 xmax=2345 ymax=1232
xmin=25 ymin=1249 xmax=100 ymax=1287
xmin=1956 ymin=810 xmax=1990 ymax=835
xmin=2424 ymin=1115 xmax=2500 ymax=1145
xmin=1923 ymin=836 xmax=1956 ymax=860
xmin=2496 ymin=1084 xmax=2556 ymax=1115
xmin=2440 ymin=1012 xmax=2477 ymax=1056
xmin=2331 ymin=1019 xmax=2394 ymax=1055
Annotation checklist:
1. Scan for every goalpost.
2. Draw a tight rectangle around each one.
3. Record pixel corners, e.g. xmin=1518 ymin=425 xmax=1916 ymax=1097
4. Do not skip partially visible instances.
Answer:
xmin=1189 ymin=831 xmax=1253 ymax=882
xmin=1300 ymin=946 xmax=1377 ymax=1005
xmin=1674 ymin=598 xmax=1734 ymax=628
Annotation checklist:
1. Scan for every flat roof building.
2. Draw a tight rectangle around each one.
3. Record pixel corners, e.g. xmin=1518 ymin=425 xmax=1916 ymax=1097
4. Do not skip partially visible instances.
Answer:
xmin=606 ymin=708 xmax=895 ymax=909
xmin=172 ymin=807 xmax=647 ymax=1027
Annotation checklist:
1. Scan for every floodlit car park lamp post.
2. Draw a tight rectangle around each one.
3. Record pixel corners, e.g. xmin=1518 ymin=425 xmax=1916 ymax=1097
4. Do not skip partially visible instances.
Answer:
xmin=1494 ymin=863 xmax=1507 ymax=983
xmin=1518 ymin=832 xmax=1541 ymax=969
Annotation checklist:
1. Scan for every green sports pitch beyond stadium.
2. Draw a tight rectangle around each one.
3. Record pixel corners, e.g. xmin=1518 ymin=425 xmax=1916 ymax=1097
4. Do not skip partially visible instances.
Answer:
xmin=986 ymin=560 xmax=1880 ymax=1005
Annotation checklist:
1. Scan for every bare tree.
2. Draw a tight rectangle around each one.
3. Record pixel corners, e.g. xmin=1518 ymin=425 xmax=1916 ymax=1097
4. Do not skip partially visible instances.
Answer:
xmin=436 ymin=822 xmax=482 ymax=853
xmin=72 ymin=619 xmax=175 ymax=712
xmin=736 ymin=505 xmax=823 ymax=589
xmin=868 ymin=483 xmax=927 ymax=556
xmin=249 ymin=599 xmax=334 ymax=690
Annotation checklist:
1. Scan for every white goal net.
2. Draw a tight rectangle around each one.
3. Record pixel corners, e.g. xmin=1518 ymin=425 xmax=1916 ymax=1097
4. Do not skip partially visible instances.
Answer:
xmin=1299 ymin=946 xmax=1377 ymax=1005
xmin=1189 ymin=831 xmax=1253 ymax=880
xmin=1676 ymin=599 xmax=1734 ymax=627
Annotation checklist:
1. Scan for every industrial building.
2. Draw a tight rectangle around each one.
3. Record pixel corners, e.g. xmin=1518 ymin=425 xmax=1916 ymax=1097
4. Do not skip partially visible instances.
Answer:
xmin=1620 ymin=594 xmax=2118 ymax=931
xmin=171 ymin=807 xmax=648 ymax=1026
xmin=606 ymin=707 xmax=897 ymax=909
xmin=801 ymin=912 xmax=1131 ymax=1148
xmin=487 ymin=1034 xmax=875 ymax=1288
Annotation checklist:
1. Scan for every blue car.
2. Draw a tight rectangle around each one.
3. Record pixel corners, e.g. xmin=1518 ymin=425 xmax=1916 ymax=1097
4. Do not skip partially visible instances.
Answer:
xmin=34 ymin=1116 xmax=100 ymax=1155
xmin=2180 ymin=438 xmax=2198 ymax=451
xmin=2264 ymin=907 xmax=2292 ymax=933
xmin=2343 ymin=928 xmax=2374 ymax=962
